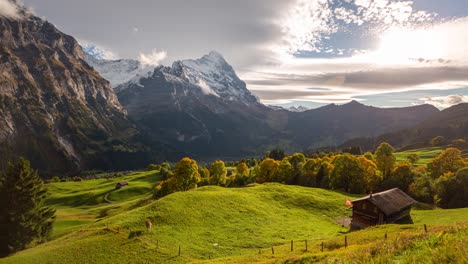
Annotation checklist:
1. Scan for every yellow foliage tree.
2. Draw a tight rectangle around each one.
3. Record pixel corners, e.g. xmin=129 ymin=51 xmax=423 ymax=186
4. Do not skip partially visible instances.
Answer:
xmin=173 ymin=157 xmax=201 ymax=191
xmin=427 ymin=148 xmax=465 ymax=179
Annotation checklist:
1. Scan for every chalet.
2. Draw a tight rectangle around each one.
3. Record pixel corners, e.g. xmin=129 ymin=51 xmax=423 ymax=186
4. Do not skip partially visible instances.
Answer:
xmin=350 ymin=188 xmax=416 ymax=229
xmin=115 ymin=181 xmax=129 ymax=190
xmin=227 ymin=170 xmax=233 ymax=176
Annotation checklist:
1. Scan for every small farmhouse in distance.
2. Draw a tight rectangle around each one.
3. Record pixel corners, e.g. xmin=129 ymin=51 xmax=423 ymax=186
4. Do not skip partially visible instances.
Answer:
xmin=115 ymin=181 xmax=129 ymax=190
xmin=350 ymin=188 xmax=416 ymax=229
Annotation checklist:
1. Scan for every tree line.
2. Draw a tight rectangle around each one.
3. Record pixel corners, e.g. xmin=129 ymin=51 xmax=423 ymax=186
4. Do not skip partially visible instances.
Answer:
xmin=152 ymin=142 xmax=468 ymax=209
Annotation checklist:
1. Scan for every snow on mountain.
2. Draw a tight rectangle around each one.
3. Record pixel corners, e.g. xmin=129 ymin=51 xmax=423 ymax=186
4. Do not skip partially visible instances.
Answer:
xmin=83 ymin=51 xmax=152 ymax=88
xmin=173 ymin=51 xmax=259 ymax=104
xmin=269 ymin=105 xmax=310 ymax=112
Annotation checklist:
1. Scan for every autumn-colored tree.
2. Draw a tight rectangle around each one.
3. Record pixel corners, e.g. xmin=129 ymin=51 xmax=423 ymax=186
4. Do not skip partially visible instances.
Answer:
xmin=274 ymin=158 xmax=293 ymax=183
xmin=173 ymin=157 xmax=201 ymax=191
xmin=236 ymin=162 xmax=249 ymax=176
xmin=317 ymin=161 xmax=334 ymax=189
xmin=408 ymin=175 xmax=433 ymax=204
xmin=198 ymin=167 xmax=210 ymax=186
xmin=257 ymin=158 xmax=280 ymax=183
xmin=407 ymin=153 xmax=420 ymax=165
xmin=434 ymin=168 xmax=468 ymax=208
xmin=330 ymin=154 xmax=365 ymax=193
xmin=358 ymin=156 xmax=381 ymax=193
xmin=427 ymin=148 xmax=465 ymax=179
xmin=209 ymin=160 xmax=227 ymax=186
xmin=299 ymin=158 xmax=320 ymax=186
xmin=288 ymin=153 xmax=306 ymax=171
xmin=363 ymin=152 xmax=375 ymax=162
xmin=382 ymin=162 xmax=415 ymax=193
xmin=375 ymin=142 xmax=396 ymax=179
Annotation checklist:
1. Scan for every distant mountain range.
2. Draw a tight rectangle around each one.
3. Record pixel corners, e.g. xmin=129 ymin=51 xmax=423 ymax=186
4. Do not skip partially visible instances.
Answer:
xmin=340 ymin=103 xmax=468 ymax=151
xmin=0 ymin=2 xmax=462 ymax=175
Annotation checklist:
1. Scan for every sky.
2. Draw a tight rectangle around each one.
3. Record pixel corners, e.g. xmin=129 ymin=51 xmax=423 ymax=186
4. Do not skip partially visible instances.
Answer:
xmin=13 ymin=0 xmax=468 ymax=108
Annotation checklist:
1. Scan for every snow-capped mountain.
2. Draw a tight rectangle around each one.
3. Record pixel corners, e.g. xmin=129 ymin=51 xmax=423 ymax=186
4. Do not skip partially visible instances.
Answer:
xmin=173 ymin=51 xmax=259 ymax=105
xmin=288 ymin=106 xmax=310 ymax=112
xmin=83 ymin=52 xmax=152 ymax=87
xmin=115 ymin=51 xmax=278 ymax=157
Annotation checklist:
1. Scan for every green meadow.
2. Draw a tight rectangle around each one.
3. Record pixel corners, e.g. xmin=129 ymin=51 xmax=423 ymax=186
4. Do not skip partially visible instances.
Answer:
xmin=1 ymin=169 xmax=467 ymax=263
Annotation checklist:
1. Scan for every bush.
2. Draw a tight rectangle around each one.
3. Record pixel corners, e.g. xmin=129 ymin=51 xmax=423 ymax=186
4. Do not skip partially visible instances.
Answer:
xmin=147 ymin=164 xmax=161 ymax=171
xmin=72 ymin=176 xmax=83 ymax=182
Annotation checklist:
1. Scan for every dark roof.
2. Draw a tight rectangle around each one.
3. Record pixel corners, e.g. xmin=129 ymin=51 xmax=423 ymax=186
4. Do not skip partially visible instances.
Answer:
xmin=116 ymin=181 xmax=128 ymax=186
xmin=351 ymin=188 xmax=416 ymax=216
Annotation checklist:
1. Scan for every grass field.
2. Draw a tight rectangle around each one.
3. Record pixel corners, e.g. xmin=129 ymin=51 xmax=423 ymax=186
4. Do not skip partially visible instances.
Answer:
xmin=1 ymin=171 xmax=467 ymax=264
xmin=394 ymin=147 xmax=444 ymax=165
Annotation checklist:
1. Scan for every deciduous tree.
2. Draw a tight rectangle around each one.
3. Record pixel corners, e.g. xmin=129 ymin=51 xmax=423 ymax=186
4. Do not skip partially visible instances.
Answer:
xmin=427 ymin=148 xmax=465 ymax=179
xmin=209 ymin=160 xmax=227 ymax=186
xmin=257 ymin=158 xmax=279 ymax=183
xmin=375 ymin=142 xmax=396 ymax=179
xmin=173 ymin=157 xmax=201 ymax=191
xmin=330 ymin=154 xmax=365 ymax=193
xmin=358 ymin=156 xmax=381 ymax=193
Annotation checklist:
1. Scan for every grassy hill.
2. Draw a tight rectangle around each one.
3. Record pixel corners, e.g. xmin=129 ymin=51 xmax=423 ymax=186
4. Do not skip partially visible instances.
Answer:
xmin=1 ymin=172 xmax=467 ymax=264
xmin=2 ymin=182 xmax=356 ymax=263
xmin=395 ymin=146 xmax=468 ymax=166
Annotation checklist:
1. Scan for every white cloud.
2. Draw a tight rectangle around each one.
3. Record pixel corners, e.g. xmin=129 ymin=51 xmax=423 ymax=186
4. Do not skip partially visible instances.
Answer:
xmin=133 ymin=27 xmax=139 ymax=32
xmin=421 ymin=95 xmax=468 ymax=109
xmin=0 ymin=0 xmax=20 ymax=18
xmin=138 ymin=49 xmax=167 ymax=66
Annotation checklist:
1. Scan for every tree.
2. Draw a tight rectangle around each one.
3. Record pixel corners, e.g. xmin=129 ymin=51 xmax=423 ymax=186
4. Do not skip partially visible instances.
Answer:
xmin=257 ymin=158 xmax=279 ymax=183
xmin=363 ymin=152 xmax=375 ymax=162
xmin=434 ymin=168 xmax=468 ymax=208
xmin=198 ymin=167 xmax=210 ymax=187
xmin=358 ymin=156 xmax=381 ymax=193
xmin=408 ymin=175 xmax=433 ymax=204
xmin=236 ymin=162 xmax=249 ymax=177
xmin=209 ymin=160 xmax=227 ymax=186
xmin=274 ymin=159 xmax=292 ymax=183
xmin=330 ymin=154 xmax=365 ymax=193
xmin=173 ymin=157 xmax=201 ymax=191
xmin=431 ymin=136 xmax=446 ymax=147
xmin=427 ymin=148 xmax=465 ymax=179
xmin=286 ymin=153 xmax=306 ymax=184
xmin=407 ymin=153 xmax=420 ymax=166
xmin=381 ymin=162 xmax=415 ymax=193
xmin=268 ymin=149 xmax=286 ymax=161
xmin=0 ymin=158 xmax=56 ymax=256
xmin=375 ymin=142 xmax=396 ymax=179
xmin=299 ymin=158 xmax=320 ymax=187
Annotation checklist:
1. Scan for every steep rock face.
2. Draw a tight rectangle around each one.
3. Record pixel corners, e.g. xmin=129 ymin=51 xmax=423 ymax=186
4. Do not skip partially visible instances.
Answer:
xmin=0 ymin=12 xmax=150 ymax=175
xmin=117 ymin=52 xmax=282 ymax=158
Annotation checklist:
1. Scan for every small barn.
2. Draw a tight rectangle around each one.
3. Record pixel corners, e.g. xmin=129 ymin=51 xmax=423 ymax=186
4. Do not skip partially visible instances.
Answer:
xmin=115 ymin=181 xmax=129 ymax=190
xmin=350 ymin=188 xmax=416 ymax=229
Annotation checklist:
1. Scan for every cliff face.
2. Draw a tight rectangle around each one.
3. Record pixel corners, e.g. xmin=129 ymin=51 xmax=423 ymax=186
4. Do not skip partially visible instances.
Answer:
xmin=0 ymin=13 xmax=149 ymax=175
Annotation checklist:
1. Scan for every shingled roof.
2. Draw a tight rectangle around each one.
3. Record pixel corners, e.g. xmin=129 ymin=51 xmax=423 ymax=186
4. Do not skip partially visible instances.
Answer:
xmin=351 ymin=188 xmax=416 ymax=216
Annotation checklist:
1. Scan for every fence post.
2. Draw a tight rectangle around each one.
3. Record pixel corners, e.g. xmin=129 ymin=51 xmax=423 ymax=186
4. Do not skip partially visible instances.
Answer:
xmin=291 ymin=240 xmax=294 ymax=252
xmin=271 ymin=246 xmax=274 ymax=255
xmin=385 ymin=233 xmax=387 ymax=239
xmin=178 ymin=245 xmax=181 ymax=256
xmin=424 ymin=224 xmax=428 ymax=233
xmin=321 ymin=241 xmax=324 ymax=252
xmin=345 ymin=236 xmax=348 ymax=248
xmin=305 ymin=240 xmax=308 ymax=251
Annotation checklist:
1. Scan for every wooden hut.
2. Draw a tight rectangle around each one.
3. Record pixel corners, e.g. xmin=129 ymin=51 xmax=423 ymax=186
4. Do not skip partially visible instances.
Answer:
xmin=115 ymin=181 xmax=129 ymax=190
xmin=350 ymin=188 xmax=416 ymax=229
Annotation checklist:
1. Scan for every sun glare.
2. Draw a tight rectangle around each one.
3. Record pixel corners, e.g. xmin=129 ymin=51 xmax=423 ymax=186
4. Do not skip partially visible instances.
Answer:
xmin=375 ymin=27 xmax=445 ymax=65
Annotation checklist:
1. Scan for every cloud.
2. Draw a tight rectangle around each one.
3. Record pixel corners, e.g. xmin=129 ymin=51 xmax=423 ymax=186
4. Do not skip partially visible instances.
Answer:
xmin=138 ymin=49 xmax=167 ymax=66
xmin=421 ymin=94 xmax=468 ymax=109
xmin=0 ymin=0 xmax=20 ymax=18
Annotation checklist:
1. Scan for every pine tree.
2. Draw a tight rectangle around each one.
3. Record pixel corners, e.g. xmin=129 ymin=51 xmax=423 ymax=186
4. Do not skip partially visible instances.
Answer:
xmin=0 ymin=158 xmax=56 ymax=256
